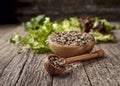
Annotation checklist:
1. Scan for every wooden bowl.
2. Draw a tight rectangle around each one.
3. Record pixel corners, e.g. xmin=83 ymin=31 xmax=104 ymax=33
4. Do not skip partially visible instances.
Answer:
xmin=48 ymin=32 xmax=95 ymax=58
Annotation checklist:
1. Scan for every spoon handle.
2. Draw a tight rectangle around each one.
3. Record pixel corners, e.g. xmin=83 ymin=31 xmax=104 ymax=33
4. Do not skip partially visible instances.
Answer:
xmin=65 ymin=49 xmax=104 ymax=64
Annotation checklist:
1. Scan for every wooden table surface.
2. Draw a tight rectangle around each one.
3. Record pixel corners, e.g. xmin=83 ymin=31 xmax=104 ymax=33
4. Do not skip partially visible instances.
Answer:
xmin=0 ymin=24 xmax=120 ymax=86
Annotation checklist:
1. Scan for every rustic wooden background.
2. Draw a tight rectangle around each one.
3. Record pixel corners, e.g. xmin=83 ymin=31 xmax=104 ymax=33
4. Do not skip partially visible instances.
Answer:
xmin=16 ymin=0 xmax=120 ymax=22
xmin=0 ymin=0 xmax=120 ymax=24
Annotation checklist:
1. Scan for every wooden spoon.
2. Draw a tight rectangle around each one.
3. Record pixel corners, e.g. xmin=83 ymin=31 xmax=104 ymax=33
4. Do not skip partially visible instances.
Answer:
xmin=44 ymin=49 xmax=104 ymax=75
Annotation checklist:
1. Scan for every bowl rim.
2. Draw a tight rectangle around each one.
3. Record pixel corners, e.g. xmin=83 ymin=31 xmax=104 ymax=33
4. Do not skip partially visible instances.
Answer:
xmin=48 ymin=31 xmax=95 ymax=48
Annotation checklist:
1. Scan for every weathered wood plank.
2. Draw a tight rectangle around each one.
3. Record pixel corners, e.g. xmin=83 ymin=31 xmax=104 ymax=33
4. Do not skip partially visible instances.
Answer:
xmin=112 ymin=30 xmax=120 ymax=42
xmin=0 ymin=50 xmax=29 ymax=86
xmin=15 ymin=54 xmax=53 ymax=86
xmin=0 ymin=26 xmax=25 ymax=50
xmin=0 ymin=25 xmax=119 ymax=86
xmin=0 ymin=29 xmax=27 ymax=77
xmin=52 ymin=62 xmax=91 ymax=86
xmin=83 ymin=44 xmax=120 ymax=86
xmin=97 ymin=44 xmax=120 ymax=85
xmin=0 ymin=25 xmax=31 ymax=86
xmin=0 ymin=25 xmax=18 ymax=41
xmin=0 ymin=26 xmax=27 ymax=63
xmin=0 ymin=26 xmax=26 ymax=76
xmin=0 ymin=26 xmax=25 ymax=45
xmin=0 ymin=46 xmax=22 ymax=76
xmin=52 ymin=43 xmax=120 ymax=86
xmin=0 ymin=25 xmax=17 ymax=38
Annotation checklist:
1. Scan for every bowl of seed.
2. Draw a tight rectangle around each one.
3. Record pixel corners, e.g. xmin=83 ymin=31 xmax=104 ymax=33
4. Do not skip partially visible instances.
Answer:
xmin=48 ymin=31 xmax=95 ymax=58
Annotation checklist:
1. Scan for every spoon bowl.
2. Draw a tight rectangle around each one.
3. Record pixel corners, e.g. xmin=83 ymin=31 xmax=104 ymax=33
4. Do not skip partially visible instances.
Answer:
xmin=44 ymin=54 xmax=66 ymax=75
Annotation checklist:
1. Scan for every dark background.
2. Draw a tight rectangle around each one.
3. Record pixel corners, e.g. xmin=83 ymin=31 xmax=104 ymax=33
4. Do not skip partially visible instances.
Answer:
xmin=0 ymin=0 xmax=17 ymax=24
xmin=0 ymin=0 xmax=120 ymax=24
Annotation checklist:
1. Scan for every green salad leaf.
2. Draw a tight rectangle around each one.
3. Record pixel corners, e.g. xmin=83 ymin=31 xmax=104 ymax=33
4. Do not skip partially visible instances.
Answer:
xmin=89 ymin=30 xmax=115 ymax=43
xmin=22 ymin=15 xmax=45 ymax=30
xmin=10 ymin=33 xmax=21 ymax=44
xmin=10 ymin=15 xmax=116 ymax=53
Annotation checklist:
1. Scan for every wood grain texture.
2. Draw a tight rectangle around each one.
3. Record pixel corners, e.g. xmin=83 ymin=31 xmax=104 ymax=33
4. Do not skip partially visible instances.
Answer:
xmin=0 ymin=25 xmax=17 ymax=38
xmin=0 ymin=26 xmax=25 ymax=51
xmin=52 ymin=62 xmax=91 ymax=86
xmin=82 ymin=45 xmax=120 ymax=86
xmin=15 ymin=54 xmax=52 ymax=86
xmin=0 ymin=25 xmax=120 ymax=86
